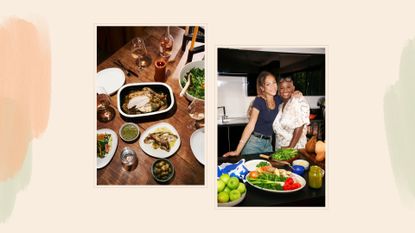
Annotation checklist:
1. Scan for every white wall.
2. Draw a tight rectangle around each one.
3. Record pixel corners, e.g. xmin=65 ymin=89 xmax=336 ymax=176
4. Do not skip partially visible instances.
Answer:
xmin=217 ymin=75 xmax=251 ymax=118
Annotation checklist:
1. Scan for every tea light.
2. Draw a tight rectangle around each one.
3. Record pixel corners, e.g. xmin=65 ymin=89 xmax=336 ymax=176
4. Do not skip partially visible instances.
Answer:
xmin=120 ymin=147 xmax=138 ymax=171
xmin=154 ymin=58 xmax=167 ymax=82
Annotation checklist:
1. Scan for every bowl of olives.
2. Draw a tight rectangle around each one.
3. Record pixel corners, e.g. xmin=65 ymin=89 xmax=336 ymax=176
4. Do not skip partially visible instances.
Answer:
xmin=151 ymin=159 xmax=175 ymax=183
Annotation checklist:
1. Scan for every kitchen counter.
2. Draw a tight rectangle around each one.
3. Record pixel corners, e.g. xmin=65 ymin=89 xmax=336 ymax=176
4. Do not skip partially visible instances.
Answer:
xmin=218 ymin=153 xmax=326 ymax=207
xmin=217 ymin=116 xmax=249 ymax=126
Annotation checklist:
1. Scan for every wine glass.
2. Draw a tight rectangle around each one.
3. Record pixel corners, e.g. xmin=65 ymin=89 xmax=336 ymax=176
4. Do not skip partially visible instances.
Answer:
xmin=188 ymin=99 xmax=205 ymax=129
xmin=160 ymin=26 xmax=174 ymax=58
xmin=97 ymin=87 xmax=115 ymax=122
xmin=131 ymin=37 xmax=151 ymax=69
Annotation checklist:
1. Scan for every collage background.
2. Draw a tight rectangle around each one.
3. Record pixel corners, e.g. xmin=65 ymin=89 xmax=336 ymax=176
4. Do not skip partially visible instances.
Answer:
xmin=1 ymin=0 xmax=415 ymax=231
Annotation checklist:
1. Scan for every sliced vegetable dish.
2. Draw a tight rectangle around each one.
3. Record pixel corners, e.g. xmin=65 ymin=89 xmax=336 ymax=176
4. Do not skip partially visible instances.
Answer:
xmin=97 ymin=133 xmax=112 ymax=158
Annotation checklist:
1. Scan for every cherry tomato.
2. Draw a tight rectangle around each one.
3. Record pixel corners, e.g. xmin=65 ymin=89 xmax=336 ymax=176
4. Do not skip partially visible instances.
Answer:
xmin=292 ymin=183 xmax=301 ymax=189
xmin=249 ymin=171 xmax=259 ymax=179
xmin=283 ymin=184 xmax=292 ymax=190
xmin=285 ymin=177 xmax=294 ymax=186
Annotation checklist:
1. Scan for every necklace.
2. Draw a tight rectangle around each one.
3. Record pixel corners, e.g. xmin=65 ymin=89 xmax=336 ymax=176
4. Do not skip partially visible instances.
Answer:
xmin=266 ymin=98 xmax=275 ymax=110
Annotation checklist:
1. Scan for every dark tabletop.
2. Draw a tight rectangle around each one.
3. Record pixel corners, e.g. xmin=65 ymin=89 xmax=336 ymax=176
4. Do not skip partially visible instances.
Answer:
xmin=218 ymin=153 xmax=326 ymax=207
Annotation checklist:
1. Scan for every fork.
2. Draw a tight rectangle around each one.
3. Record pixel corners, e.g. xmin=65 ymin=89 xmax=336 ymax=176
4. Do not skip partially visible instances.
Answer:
xmin=113 ymin=60 xmax=139 ymax=77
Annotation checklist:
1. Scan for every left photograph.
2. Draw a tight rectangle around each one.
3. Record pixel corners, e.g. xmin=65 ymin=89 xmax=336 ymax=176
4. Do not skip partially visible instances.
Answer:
xmin=96 ymin=26 xmax=205 ymax=185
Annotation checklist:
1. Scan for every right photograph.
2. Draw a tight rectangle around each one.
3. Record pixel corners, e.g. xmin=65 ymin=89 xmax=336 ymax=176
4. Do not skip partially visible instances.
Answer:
xmin=217 ymin=47 xmax=326 ymax=207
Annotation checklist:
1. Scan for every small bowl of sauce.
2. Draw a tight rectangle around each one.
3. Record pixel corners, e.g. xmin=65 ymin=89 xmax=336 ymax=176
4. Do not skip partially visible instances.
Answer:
xmin=119 ymin=123 xmax=140 ymax=142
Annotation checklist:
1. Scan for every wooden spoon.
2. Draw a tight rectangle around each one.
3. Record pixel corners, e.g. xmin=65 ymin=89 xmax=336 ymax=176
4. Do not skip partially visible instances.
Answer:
xmin=259 ymin=154 xmax=293 ymax=169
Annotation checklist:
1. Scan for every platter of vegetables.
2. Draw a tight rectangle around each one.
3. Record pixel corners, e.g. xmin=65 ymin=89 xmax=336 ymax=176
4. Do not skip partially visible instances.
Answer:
xmin=246 ymin=160 xmax=305 ymax=193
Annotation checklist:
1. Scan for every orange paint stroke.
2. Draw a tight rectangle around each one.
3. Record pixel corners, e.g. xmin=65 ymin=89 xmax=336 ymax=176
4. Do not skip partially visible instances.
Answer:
xmin=0 ymin=18 xmax=50 ymax=181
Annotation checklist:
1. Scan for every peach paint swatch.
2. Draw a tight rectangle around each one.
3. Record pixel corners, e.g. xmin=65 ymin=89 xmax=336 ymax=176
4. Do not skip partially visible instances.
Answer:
xmin=0 ymin=17 xmax=50 ymax=221
xmin=384 ymin=38 xmax=415 ymax=208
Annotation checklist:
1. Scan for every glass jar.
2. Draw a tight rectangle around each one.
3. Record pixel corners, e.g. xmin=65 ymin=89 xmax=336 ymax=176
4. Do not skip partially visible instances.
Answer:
xmin=308 ymin=165 xmax=324 ymax=189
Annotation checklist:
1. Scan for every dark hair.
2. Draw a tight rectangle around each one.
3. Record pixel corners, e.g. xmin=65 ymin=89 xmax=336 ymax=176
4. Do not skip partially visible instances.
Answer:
xmin=256 ymin=71 xmax=275 ymax=96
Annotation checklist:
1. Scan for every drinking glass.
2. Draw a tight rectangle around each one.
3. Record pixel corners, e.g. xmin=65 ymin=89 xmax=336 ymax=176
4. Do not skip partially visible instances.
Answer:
xmin=97 ymin=87 xmax=115 ymax=122
xmin=131 ymin=37 xmax=151 ymax=69
xmin=188 ymin=99 xmax=205 ymax=129
xmin=159 ymin=26 xmax=174 ymax=58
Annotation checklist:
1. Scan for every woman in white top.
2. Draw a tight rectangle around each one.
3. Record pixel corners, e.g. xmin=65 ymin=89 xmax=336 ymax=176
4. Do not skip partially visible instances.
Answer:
xmin=272 ymin=77 xmax=310 ymax=149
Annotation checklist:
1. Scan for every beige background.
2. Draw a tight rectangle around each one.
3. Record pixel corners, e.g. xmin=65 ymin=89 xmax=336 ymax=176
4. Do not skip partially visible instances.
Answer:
xmin=1 ymin=0 xmax=415 ymax=231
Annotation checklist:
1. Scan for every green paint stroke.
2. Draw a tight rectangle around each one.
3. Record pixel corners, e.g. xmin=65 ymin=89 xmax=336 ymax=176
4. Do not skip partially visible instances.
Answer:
xmin=384 ymin=38 xmax=415 ymax=207
xmin=0 ymin=144 xmax=32 ymax=222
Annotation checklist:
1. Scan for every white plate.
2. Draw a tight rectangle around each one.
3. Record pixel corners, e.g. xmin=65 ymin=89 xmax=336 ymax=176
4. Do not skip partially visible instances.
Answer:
xmin=96 ymin=68 xmax=125 ymax=95
xmin=97 ymin=128 xmax=118 ymax=169
xmin=245 ymin=160 xmax=306 ymax=193
xmin=139 ymin=122 xmax=181 ymax=158
xmin=190 ymin=128 xmax=204 ymax=165
xmin=218 ymin=191 xmax=246 ymax=207
xmin=244 ymin=159 xmax=270 ymax=171
xmin=246 ymin=172 xmax=306 ymax=193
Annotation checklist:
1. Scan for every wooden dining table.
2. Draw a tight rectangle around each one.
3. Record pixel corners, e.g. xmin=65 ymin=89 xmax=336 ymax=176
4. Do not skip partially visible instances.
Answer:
xmin=96 ymin=26 xmax=205 ymax=185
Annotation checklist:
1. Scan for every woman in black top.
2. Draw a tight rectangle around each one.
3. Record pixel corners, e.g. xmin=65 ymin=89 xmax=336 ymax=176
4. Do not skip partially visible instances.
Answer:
xmin=223 ymin=71 xmax=281 ymax=156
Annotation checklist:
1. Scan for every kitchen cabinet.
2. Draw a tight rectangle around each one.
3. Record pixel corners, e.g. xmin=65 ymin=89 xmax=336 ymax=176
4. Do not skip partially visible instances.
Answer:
xmin=217 ymin=124 xmax=246 ymax=156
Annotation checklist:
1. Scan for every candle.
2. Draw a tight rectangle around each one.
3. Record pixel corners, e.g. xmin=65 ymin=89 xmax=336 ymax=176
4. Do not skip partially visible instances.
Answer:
xmin=154 ymin=58 xmax=167 ymax=82
xmin=189 ymin=26 xmax=199 ymax=51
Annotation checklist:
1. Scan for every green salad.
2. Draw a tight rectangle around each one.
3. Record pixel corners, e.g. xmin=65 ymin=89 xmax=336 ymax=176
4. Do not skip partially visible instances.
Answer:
xmin=97 ymin=133 xmax=112 ymax=158
xmin=271 ymin=148 xmax=298 ymax=161
xmin=181 ymin=67 xmax=204 ymax=100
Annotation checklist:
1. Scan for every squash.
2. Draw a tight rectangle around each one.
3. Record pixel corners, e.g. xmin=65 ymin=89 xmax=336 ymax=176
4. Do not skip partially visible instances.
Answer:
xmin=315 ymin=140 xmax=326 ymax=161
xmin=315 ymin=140 xmax=325 ymax=154
xmin=316 ymin=152 xmax=325 ymax=161
xmin=306 ymin=136 xmax=317 ymax=153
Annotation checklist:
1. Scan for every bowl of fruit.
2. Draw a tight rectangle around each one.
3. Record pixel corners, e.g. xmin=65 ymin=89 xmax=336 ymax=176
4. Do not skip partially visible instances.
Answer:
xmin=217 ymin=174 xmax=246 ymax=207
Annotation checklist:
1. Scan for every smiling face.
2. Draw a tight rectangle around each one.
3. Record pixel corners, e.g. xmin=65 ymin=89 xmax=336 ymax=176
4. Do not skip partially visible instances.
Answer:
xmin=279 ymin=80 xmax=295 ymax=101
xmin=260 ymin=75 xmax=278 ymax=97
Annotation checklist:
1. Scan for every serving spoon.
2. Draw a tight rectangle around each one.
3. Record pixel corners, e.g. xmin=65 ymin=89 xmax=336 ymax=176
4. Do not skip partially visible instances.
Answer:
xmin=180 ymin=73 xmax=192 ymax=97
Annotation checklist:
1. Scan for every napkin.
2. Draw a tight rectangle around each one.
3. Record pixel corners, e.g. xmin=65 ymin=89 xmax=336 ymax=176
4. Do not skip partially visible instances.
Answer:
xmin=217 ymin=159 xmax=249 ymax=181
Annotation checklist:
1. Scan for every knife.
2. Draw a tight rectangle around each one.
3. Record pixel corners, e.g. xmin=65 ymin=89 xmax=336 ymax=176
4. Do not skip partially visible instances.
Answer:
xmin=113 ymin=60 xmax=139 ymax=77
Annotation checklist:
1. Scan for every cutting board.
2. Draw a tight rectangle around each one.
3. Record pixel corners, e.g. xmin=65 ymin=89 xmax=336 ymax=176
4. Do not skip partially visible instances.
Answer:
xmin=298 ymin=149 xmax=325 ymax=169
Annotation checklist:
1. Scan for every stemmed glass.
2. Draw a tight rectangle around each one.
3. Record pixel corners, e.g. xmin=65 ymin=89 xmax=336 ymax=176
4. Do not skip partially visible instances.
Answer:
xmin=188 ymin=99 xmax=205 ymax=129
xmin=159 ymin=26 xmax=174 ymax=58
xmin=131 ymin=37 xmax=151 ymax=70
xmin=97 ymin=87 xmax=115 ymax=122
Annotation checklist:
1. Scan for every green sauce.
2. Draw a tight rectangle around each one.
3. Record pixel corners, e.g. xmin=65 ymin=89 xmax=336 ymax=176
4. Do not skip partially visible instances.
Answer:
xmin=122 ymin=124 xmax=138 ymax=141
xmin=308 ymin=166 xmax=323 ymax=189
